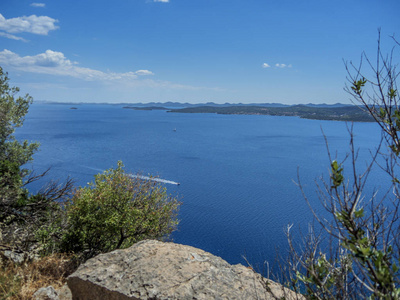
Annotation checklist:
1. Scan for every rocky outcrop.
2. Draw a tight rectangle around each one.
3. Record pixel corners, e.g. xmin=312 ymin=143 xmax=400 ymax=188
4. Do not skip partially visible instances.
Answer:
xmin=67 ymin=240 xmax=300 ymax=299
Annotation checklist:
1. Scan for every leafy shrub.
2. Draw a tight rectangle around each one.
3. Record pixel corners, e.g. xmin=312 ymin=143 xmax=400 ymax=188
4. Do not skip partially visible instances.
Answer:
xmin=0 ymin=66 xmax=74 ymax=254
xmin=0 ymin=66 xmax=38 ymax=226
xmin=61 ymin=161 xmax=180 ymax=260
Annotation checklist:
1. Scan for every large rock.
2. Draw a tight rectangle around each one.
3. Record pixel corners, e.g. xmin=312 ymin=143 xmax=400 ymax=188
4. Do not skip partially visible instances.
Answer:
xmin=67 ymin=240 xmax=299 ymax=299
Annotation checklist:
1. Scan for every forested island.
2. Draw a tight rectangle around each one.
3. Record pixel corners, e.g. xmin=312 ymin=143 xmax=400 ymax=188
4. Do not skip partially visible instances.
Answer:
xmin=123 ymin=104 xmax=373 ymax=122
xmin=166 ymin=105 xmax=374 ymax=122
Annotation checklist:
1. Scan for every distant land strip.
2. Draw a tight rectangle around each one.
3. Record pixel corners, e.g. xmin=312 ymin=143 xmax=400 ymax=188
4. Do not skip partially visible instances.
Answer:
xmin=166 ymin=105 xmax=374 ymax=122
xmin=123 ymin=104 xmax=374 ymax=122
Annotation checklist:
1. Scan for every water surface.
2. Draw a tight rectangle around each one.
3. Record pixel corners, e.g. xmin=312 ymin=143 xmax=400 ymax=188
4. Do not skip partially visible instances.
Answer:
xmin=17 ymin=103 xmax=385 ymax=270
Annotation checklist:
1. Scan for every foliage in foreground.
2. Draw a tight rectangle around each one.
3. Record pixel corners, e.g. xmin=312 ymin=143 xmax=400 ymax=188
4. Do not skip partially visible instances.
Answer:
xmin=0 ymin=66 xmax=74 ymax=253
xmin=0 ymin=65 xmax=38 ymax=242
xmin=61 ymin=161 xmax=181 ymax=260
xmin=0 ymin=253 xmax=78 ymax=300
xmin=275 ymin=32 xmax=400 ymax=299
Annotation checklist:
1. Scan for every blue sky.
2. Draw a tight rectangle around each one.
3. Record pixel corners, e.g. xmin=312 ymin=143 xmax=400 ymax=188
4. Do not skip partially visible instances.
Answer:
xmin=0 ymin=0 xmax=398 ymax=104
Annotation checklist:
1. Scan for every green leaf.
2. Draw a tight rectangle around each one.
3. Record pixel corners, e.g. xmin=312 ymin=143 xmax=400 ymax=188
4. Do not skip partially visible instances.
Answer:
xmin=354 ymin=208 xmax=364 ymax=218
xmin=388 ymin=88 xmax=397 ymax=99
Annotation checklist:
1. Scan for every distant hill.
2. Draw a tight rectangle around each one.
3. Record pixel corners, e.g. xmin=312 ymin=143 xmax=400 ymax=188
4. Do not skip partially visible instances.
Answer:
xmin=37 ymin=100 xmax=353 ymax=109
xmin=122 ymin=106 xmax=168 ymax=111
xmin=122 ymin=102 xmax=291 ymax=108
xmin=122 ymin=102 xmax=351 ymax=108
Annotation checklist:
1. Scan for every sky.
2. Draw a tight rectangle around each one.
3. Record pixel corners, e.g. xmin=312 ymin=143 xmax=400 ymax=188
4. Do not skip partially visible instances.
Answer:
xmin=0 ymin=0 xmax=399 ymax=104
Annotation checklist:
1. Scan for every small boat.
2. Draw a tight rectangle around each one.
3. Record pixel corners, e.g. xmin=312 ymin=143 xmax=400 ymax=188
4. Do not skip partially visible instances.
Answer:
xmin=173 ymin=128 xmax=177 ymax=132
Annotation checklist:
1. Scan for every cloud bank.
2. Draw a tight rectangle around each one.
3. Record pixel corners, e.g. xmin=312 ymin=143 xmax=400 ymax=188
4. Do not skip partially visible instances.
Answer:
xmin=0 ymin=49 xmax=221 ymax=92
xmin=0 ymin=49 xmax=154 ymax=81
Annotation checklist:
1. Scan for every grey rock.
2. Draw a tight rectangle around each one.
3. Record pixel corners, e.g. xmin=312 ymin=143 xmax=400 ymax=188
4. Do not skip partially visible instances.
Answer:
xmin=57 ymin=284 xmax=73 ymax=300
xmin=68 ymin=240 xmax=300 ymax=300
xmin=3 ymin=250 xmax=25 ymax=264
xmin=33 ymin=286 xmax=59 ymax=300
xmin=33 ymin=284 xmax=72 ymax=300
xmin=0 ymin=246 xmax=40 ymax=264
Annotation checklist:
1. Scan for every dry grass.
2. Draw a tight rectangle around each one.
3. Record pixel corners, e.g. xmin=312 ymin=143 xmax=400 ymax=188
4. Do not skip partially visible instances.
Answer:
xmin=0 ymin=254 xmax=78 ymax=300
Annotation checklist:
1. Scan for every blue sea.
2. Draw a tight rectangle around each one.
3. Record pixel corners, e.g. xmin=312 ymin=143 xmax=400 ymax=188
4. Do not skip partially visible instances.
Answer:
xmin=16 ymin=103 xmax=386 ymax=271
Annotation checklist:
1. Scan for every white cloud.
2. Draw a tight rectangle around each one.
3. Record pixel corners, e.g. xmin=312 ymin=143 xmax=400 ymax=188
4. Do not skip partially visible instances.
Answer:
xmin=0 ymin=32 xmax=28 ymax=42
xmin=30 ymin=3 xmax=46 ymax=7
xmin=275 ymin=63 xmax=292 ymax=68
xmin=262 ymin=62 xmax=292 ymax=69
xmin=135 ymin=70 xmax=154 ymax=76
xmin=0 ymin=13 xmax=58 ymax=35
xmin=0 ymin=49 xmax=156 ymax=82
xmin=154 ymin=0 xmax=169 ymax=2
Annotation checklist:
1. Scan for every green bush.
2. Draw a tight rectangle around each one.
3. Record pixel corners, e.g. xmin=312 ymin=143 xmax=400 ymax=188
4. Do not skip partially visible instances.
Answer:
xmin=0 ymin=66 xmax=74 ymax=254
xmin=0 ymin=66 xmax=39 ymax=226
xmin=61 ymin=161 xmax=180 ymax=260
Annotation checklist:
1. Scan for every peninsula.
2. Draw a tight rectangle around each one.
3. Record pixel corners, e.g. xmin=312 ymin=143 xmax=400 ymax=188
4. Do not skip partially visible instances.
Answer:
xmin=166 ymin=105 xmax=374 ymax=122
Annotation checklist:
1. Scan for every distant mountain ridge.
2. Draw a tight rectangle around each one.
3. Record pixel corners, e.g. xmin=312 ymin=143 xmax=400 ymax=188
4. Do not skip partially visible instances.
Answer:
xmin=35 ymin=100 xmax=351 ymax=108
xmin=121 ymin=101 xmax=351 ymax=109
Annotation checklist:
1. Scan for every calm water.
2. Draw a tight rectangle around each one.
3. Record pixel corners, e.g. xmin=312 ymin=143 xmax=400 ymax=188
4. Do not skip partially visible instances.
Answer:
xmin=16 ymin=103 xmax=385 ymax=270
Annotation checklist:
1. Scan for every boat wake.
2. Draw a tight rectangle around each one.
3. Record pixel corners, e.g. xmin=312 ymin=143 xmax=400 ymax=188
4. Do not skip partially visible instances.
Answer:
xmin=129 ymin=174 xmax=180 ymax=185
xmin=82 ymin=166 xmax=180 ymax=185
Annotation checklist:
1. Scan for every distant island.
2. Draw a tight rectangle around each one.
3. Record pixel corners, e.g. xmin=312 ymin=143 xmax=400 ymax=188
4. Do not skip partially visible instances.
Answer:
xmin=40 ymin=101 xmax=374 ymax=122
xmin=166 ymin=105 xmax=374 ymax=122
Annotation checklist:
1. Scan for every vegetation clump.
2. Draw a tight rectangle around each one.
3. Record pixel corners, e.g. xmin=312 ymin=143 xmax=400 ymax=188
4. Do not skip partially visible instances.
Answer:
xmin=0 ymin=66 xmax=74 ymax=254
xmin=0 ymin=253 xmax=78 ymax=300
xmin=61 ymin=161 xmax=180 ymax=260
